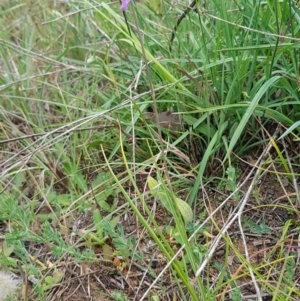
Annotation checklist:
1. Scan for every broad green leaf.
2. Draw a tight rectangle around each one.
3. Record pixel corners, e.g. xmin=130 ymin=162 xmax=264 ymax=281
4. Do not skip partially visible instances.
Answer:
xmin=147 ymin=176 xmax=159 ymax=192
xmin=147 ymin=176 xmax=193 ymax=224
xmin=174 ymin=197 xmax=193 ymax=224
xmin=147 ymin=176 xmax=171 ymax=210
xmin=13 ymin=171 xmax=25 ymax=189
xmin=102 ymin=244 xmax=113 ymax=261
xmin=74 ymin=171 xmax=87 ymax=192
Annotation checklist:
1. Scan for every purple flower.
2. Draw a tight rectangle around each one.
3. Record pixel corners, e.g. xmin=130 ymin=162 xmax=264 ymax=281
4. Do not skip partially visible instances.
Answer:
xmin=120 ymin=0 xmax=131 ymax=11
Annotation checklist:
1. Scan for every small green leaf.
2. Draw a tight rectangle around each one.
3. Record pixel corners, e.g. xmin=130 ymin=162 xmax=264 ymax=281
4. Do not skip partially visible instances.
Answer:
xmin=74 ymin=171 xmax=87 ymax=192
xmin=1 ymin=242 xmax=14 ymax=257
xmin=44 ymin=269 xmax=64 ymax=290
xmin=93 ymin=209 xmax=102 ymax=225
xmin=52 ymin=269 xmax=64 ymax=283
xmin=93 ymin=209 xmax=104 ymax=242
xmin=13 ymin=171 xmax=26 ymax=189
xmin=98 ymin=201 xmax=111 ymax=212
xmin=147 ymin=176 xmax=159 ymax=192
xmin=100 ymin=219 xmax=117 ymax=237
xmin=174 ymin=197 xmax=193 ymax=224
xmin=57 ymin=194 xmax=71 ymax=207
xmin=102 ymin=244 xmax=113 ymax=261
xmin=148 ymin=176 xmax=193 ymax=224
xmin=147 ymin=176 xmax=170 ymax=210
xmin=45 ymin=276 xmax=54 ymax=285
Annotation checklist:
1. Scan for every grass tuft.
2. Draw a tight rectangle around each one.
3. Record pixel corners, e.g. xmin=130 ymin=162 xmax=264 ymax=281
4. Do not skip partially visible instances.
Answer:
xmin=1 ymin=0 xmax=300 ymax=300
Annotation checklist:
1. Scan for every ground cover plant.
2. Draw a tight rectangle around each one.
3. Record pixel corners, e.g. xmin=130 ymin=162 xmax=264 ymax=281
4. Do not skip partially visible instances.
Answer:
xmin=1 ymin=0 xmax=300 ymax=300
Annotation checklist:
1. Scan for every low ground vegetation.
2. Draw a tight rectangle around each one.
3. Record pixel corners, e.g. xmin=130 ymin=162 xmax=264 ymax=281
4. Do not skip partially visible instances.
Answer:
xmin=1 ymin=0 xmax=300 ymax=300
